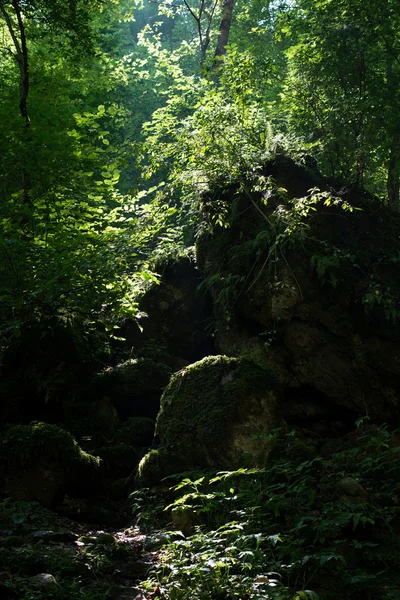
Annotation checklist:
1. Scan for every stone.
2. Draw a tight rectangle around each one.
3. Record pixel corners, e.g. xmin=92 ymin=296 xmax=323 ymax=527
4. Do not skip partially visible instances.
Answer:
xmin=338 ymin=477 xmax=369 ymax=499
xmin=29 ymin=573 xmax=58 ymax=591
xmin=139 ymin=355 xmax=279 ymax=486
xmin=113 ymin=417 xmax=155 ymax=448
xmin=96 ymin=533 xmax=116 ymax=545
xmin=32 ymin=530 xmax=77 ymax=543
xmin=92 ymin=358 xmax=173 ymax=420
xmin=122 ymin=257 xmax=215 ymax=364
xmin=171 ymin=506 xmax=195 ymax=536
xmin=0 ymin=422 xmax=101 ymax=509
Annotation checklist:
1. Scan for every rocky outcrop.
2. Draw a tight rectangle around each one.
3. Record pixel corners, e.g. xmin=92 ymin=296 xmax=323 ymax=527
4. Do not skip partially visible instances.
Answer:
xmin=138 ymin=355 xmax=279 ymax=485
xmin=196 ymin=156 xmax=400 ymax=426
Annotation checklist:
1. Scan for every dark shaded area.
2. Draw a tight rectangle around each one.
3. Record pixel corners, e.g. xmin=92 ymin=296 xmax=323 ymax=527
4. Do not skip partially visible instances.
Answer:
xmin=281 ymin=384 xmax=357 ymax=437
xmin=123 ymin=257 xmax=216 ymax=364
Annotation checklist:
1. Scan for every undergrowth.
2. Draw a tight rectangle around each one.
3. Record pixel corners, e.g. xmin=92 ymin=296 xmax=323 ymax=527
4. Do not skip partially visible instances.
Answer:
xmin=133 ymin=425 xmax=400 ymax=600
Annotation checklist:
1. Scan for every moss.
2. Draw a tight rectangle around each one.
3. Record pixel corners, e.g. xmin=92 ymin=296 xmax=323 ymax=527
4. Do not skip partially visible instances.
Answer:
xmin=139 ymin=356 xmax=278 ymax=485
xmin=62 ymin=398 xmax=120 ymax=446
xmin=157 ymin=355 xmax=276 ymax=452
xmin=95 ymin=358 xmax=172 ymax=395
xmin=0 ymin=423 xmax=100 ymax=507
xmin=0 ymin=422 xmax=98 ymax=473
xmin=92 ymin=358 xmax=173 ymax=419
xmin=138 ymin=449 xmax=189 ymax=487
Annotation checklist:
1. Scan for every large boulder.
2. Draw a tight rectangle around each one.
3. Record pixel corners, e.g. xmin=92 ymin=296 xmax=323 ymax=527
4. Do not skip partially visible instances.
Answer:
xmin=138 ymin=355 xmax=279 ymax=486
xmin=0 ymin=422 xmax=101 ymax=508
xmin=196 ymin=157 xmax=400 ymax=423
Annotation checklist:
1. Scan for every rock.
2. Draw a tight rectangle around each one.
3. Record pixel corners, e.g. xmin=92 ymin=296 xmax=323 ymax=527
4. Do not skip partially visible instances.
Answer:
xmin=0 ymin=422 xmax=101 ymax=508
xmin=139 ymin=355 xmax=279 ymax=486
xmin=32 ymin=530 xmax=77 ymax=543
xmin=195 ymin=166 xmax=400 ymax=422
xmin=171 ymin=506 xmax=195 ymax=536
xmin=110 ymin=477 xmax=135 ymax=500
xmin=92 ymin=358 xmax=173 ymax=419
xmin=1 ymin=319 xmax=98 ymax=423
xmin=96 ymin=533 xmax=116 ymax=545
xmin=123 ymin=256 xmax=215 ymax=364
xmin=137 ymin=448 xmax=189 ymax=487
xmin=113 ymin=559 xmax=150 ymax=579
xmin=29 ymin=573 xmax=58 ymax=591
xmin=113 ymin=417 xmax=155 ymax=447
xmin=338 ymin=477 xmax=369 ymax=499
xmin=62 ymin=397 xmax=120 ymax=446
xmin=77 ymin=535 xmax=97 ymax=544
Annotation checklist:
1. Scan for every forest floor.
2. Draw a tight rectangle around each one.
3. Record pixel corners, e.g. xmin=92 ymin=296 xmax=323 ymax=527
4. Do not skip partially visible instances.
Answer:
xmin=0 ymin=495 xmax=159 ymax=600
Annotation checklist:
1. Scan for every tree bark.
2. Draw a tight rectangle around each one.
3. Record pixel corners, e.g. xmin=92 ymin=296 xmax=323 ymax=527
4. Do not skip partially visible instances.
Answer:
xmin=387 ymin=137 xmax=400 ymax=209
xmin=0 ymin=0 xmax=30 ymax=124
xmin=213 ymin=0 xmax=235 ymax=69
xmin=0 ymin=0 xmax=32 ymax=231
xmin=385 ymin=50 xmax=400 ymax=208
xmin=12 ymin=0 xmax=30 ymax=124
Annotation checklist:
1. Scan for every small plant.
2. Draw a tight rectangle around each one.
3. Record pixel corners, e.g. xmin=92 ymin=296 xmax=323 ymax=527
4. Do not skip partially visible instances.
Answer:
xmin=137 ymin=426 xmax=400 ymax=600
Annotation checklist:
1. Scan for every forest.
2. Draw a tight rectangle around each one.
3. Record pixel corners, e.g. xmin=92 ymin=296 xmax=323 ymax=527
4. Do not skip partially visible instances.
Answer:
xmin=1 ymin=1 xmax=400 ymax=599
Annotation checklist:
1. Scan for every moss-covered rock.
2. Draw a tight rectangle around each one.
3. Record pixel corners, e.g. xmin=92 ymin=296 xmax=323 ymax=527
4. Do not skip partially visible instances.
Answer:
xmin=194 ymin=161 xmax=400 ymax=421
xmin=1 ymin=319 xmax=100 ymax=422
xmin=109 ymin=477 xmax=135 ymax=500
xmin=138 ymin=448 xmax=190 ymax=487
xmin=0 ymin=422 xmax=101 ymax=508
xmin=139 ymin=355 xmax=279 ymax=486
xmin=92 ymin=358 xmax=173 ymax=419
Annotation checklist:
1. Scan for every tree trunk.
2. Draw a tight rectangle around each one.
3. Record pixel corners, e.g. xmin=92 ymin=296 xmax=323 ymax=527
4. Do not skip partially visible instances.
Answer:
xmin=385 ymin=43 xmax=400 ymax=208
xmin=213 ymin=0 xmax=235 ymax=69
xmin=12 ymin=0 xmax=30 ymax=125
xmin=0 ymin=0 xmax=30 ymax=124
xmin=387 ymin=138 xmax=400 ymax=209
xmin=0 ymin=0 xmax=32 ymax=225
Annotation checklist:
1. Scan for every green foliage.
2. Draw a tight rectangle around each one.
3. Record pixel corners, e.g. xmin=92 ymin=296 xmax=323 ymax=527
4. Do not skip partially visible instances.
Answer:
xmin=281 ymin=0 xmax=400 ymax=201
xmin=137 ymin=426 xmax=400 ymax=600
xmin=141 ymin=43 xmax=299 ymax=231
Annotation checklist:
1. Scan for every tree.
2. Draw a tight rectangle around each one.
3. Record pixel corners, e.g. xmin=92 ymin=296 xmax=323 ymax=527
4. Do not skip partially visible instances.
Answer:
xmin=213 ymin=0 xmax=235 ymax=67
xmin=282 ymin=0 xmax=400 ymax=206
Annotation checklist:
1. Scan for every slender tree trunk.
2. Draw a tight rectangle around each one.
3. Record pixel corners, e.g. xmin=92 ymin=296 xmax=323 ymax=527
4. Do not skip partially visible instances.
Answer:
xmin=385 ymin=45 xmax=400 ymax=208
xmin=0 ymin=0 xmax=30 ymax=124
xmin=0 ymin=0 xmax=32 ymax=226
xmin=387 ymin=138 xmax=400 ymax=208
xmin=213 ymin=0 xmax=235 ymax=69
xmin=12 ymin=0 xmax=30 ymax=125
